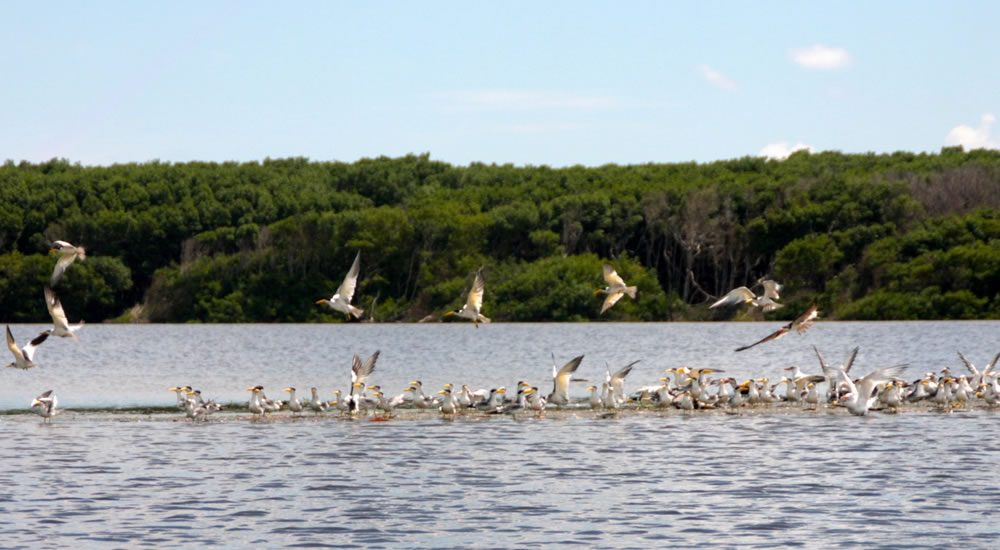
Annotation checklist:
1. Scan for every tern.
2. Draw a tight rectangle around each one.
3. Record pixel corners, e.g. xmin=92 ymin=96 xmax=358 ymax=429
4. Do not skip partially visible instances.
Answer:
xmin=316 ymin=250 xmax=364 ymax=319
xmin=595 ymin=263 xmax=637 ymax=314
xmin=444 ymin=267 xmax=490 ymax=327
xmin=49 ymin=240 xmax=86 ymax=287
xmin=830 ymin=364 xmax=907 ymax=416
xmin=734 ymin=303 xmax=818 ymax=352
xmin=5 ymin=326 xmax=49 ymax=370
xmin=43 ymin=287 xmax=83 ymax=340
xmin=30 ymin=390 xmax=59 ymax=421
xmin=711 ymin=279 xmax=783 ymax=312
xmin=547 ymin=353 xmax=585 ymax=407
xmin=347 ymin=350 xmax=380 ymax=412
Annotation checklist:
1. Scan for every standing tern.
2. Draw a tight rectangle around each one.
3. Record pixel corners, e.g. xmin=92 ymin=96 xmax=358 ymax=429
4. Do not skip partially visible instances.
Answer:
xmin=316 ymin=250 xmax=364 ymax=319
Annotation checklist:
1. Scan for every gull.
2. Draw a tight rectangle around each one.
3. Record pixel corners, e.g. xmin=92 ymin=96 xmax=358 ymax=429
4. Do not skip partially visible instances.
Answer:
xmin=30 ymin=390 xmax=59 ymax=421
xmin=5 ymin=326 xmax=49 ymax=370
xmin=315 ymin=250 xmax=364 ymax=319
xmin=347 ymin=350 xmax=380 ymax=412
xmin=595 ymin=263 xmax=637 ymax=314
xmin=734 ymin=303 xmax=818 ymax=352
xmin=43 ymin=287 xmax=83 ymax=340
xmin=830 ymin=364 xmax=907 ymax=416
xmin=547 ymin=353 xmax=585 ymax=407
xmin=444 ymin=267 xmax=490 ymax=327
xmin=49 ymin=240 xmax=86 ymax=287
xmin=710 ymin=279 xmax=783 ymax=312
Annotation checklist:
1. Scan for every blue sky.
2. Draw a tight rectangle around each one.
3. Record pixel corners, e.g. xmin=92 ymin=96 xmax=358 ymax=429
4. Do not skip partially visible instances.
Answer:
xmin=2 ymin=1 xmax=998 ymax=166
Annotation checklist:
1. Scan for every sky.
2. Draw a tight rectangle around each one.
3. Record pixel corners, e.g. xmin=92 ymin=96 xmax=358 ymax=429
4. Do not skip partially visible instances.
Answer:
xmin=2 ymin=1 xmax=999 ymax=167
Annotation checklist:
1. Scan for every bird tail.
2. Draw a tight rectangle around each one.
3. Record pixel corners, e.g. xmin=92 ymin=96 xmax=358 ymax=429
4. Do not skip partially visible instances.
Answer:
xmin=77 ymin=247 xmax=86 ymax=261
xmin=477 ymin=314 xmax=491 ymax=324
xmin=625 ymin=286 xmax=637 ymax=299
xmin=349 ymin=305 xmax=364 ymax=318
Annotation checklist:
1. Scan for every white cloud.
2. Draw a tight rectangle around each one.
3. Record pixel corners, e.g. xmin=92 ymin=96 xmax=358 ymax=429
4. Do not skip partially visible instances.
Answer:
xmin=945 ymin=113 xmax=999 ymax=150
xmin=698 ymin=64 xmax=736 ymax=90
xmin=790 ymin=44 xmax=851 ymax=69
xmin=435 ymin=90 xmax=623 ymax=112
xmin=759 ymin=142 xmax=814 ymax=160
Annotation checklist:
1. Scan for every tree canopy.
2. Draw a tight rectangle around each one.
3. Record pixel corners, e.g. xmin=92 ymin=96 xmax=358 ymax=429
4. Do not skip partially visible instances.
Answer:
xmin=1 ymin=149 xmax=998 ymax=323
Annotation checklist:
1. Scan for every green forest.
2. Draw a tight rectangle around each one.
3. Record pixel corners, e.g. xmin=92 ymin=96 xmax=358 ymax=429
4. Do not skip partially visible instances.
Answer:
xmin=2 ymin=148 xmax=999 ymax=323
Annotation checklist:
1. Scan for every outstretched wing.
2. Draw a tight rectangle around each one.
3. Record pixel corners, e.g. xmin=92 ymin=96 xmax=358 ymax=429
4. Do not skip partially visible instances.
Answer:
xmin=710 ymin=287 xmax=755 ymax=309
xmin=789 ymin=304 xmax=818 ymax=333
xmin=6 ymin=326 xmax=24 ymax=363
xmin=603 ymin=263 xmax=626 ymax=287
xmin=553 ymin=354 xmax=585 ymax=394
xmin=759 ymin=280 xmax=782 ymax=300
xmin=44 ymin=287 xmax=71 ymax=333
xmin=600 ymin=290 xmax=625 ymax=314
xmin=335 ymin=251 xmax=362 ymax=303
xmin=352 ymin=349 xmax=380 ymax=384
xmin=957 ymin=351 xmax=980 ymax=379
xmin=466 ymin=268 xmax=485 ymax=311
xmin=735 ymin=327 xmax=789 ymax=352
xmin=22 ymin=331 xmax=49 ymax=362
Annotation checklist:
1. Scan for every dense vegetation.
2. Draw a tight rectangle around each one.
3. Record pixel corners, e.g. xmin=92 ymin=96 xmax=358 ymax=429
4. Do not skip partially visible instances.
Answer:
xmin=1 ymin=148 xmax=999 ymax=323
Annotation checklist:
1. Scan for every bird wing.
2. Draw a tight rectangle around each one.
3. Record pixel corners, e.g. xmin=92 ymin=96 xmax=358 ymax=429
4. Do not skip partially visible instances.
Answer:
xmin=790 ymin=304 xmax=818 ymax=333
xmin=794 ymin=374 xmax=826 ymax=392
xmin=352 ymin=350 xmax=379 ymax=383
xmin=50 ymin=254 xmax=78 ymax=287
xmin=6 ymin=326 xmax=24 ymax=363
xmin=335 ymin=250 xmax=362 ymax=302
xmin=600 ymin=290 xmax=625 ymax=314
xmin=37 ymin=389 xmax=54 ymax=400
xmin=23 ymin=331 xmax=49 ymax=362
xmin=610 ymin=360 xmax=640 ymax=384
xmin=44 ymin=287 xmax=71 ymax=332
xmin=734 ymin=327 xmax=788 ymax=352
xmin=760 ymin=280 xmax=782 ymax=300
xmin=984 ymin=352 xmax=1000 ymax=376
xmin=813 ymin=345 xmax=830 ymax=370
xmin=554 ymin=354 xmax=585 ymax=395
xmin=466 ymin=268 xmax=485 ymax=311
xmin=957 ymin=352 xmax=980 ymax=378
xmin=828 ymin=366 xmax=857 ymax=396
xmin=603 ymin=263 xmax=627 ymax=287
xmin=857 ymin=365 xmax=907 ymax=400
xmin=710 ymin=287 xmax=755 ymax=309
xmin=842 ymin=346 xmax=860 ymax=374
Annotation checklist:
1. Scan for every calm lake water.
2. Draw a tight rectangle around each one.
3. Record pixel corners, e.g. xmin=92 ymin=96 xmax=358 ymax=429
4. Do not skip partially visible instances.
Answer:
xmin=2 ymin=321 xmax=999 ymax=548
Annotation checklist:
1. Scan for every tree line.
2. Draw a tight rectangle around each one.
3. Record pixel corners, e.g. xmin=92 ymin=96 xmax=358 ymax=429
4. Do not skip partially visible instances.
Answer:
xmin=1 ymin=147 xmax=998 ymax=323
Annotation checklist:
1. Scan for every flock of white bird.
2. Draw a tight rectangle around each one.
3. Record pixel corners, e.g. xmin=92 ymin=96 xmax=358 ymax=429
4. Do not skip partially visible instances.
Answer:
xmin=11 ymin=245 xmax=1000 ymax=422
xmin=5 ymin=240 xmax=87 ymax=421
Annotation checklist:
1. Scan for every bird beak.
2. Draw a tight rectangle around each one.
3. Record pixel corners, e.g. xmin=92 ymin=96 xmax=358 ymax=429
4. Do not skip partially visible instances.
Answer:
xmin=314 ymin=299 xmax=325 ymax=305
xmin=30 ymin=399 xmax=41 ymax=407
xmin=593 ymin=288 xmax=603 ymax=295
xmin=246 ymin=387 xmax=256 ymax=392
xmin=443 ymin=311 xmax=455 ymax=317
